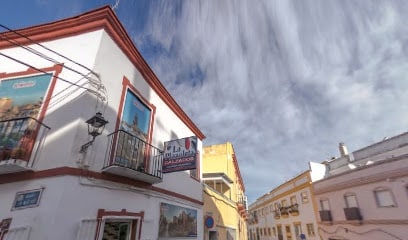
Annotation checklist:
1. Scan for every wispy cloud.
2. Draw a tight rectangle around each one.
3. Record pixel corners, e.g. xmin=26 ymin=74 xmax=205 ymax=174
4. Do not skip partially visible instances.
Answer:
xmin=130 ymin=0 xmax=408 ymax=202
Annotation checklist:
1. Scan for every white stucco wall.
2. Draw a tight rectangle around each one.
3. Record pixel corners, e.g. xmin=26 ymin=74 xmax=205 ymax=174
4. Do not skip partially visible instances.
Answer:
xmin=313 ymin=157 xmax=408 ymax=240
xmin=0 ymin=21 xmax=204 ymax=240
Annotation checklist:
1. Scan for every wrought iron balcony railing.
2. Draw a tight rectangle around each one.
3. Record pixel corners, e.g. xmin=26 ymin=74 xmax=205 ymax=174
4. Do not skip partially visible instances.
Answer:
xmin=344 ymin=207 xmax=362 ymax=221
xmin=280 ymin=206 xmax=289 ymax=218
xmin=274 ymin=210 xmax=281 ymax=219
xmin=103 ymin=130 xmax=163 ymax=184
xmin=288 ymin=203 xmax=299 ymax=216
xmin=0 ymin=117 xmax=50 ymax=174
xmin=237 ymin=193 xmax=248 ymax=211
xmin=319 ymin=210 xmax=333 ymax=222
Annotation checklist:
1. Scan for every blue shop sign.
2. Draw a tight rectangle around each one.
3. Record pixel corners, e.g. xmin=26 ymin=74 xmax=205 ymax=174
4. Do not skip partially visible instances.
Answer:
xmin=12 ymin=188 xmax=44 ymax=210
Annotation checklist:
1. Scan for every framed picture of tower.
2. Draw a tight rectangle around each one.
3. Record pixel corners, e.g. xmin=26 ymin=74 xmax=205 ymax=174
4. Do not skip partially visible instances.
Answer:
xmin=114 ymin=89 xmax=152 ymax=168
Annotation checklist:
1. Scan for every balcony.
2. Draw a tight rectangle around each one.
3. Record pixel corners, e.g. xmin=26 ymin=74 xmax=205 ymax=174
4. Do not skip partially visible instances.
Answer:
xmin=0 ymin=117 xmax=49 ymax=174
xmin=344 ymin=207 xmax=362 ymax=221
xmin=237 ymin=193 xmax=248 ymax=213
xmin=280 ymin=207 xmax=289 ymax=218
xmin=288 ymin=203 xmax=299 ymax=216
xmin=319 ymin=210 xmax=332 ymax=222
xmin=103 ymin=130 xmax=163 ymax=184
xmin=274 ymin=210 xmax=280 ymax=219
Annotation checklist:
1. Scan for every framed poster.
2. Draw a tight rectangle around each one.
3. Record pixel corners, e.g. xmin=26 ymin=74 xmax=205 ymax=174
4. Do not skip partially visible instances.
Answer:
xmin=0 ymin=73 xmax=53 ymax=161
xmin=159 ymin=202 xmax=197 ymax=238
xmin=114 ymin=89 xmax=152 ymax=167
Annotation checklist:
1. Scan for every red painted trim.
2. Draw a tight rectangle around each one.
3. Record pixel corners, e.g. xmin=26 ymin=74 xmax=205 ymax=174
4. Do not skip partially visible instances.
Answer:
xmin=0 ymin=167 xmax=203 ymax=205
xmin=232 ymin=153 xmax=245 ymax=192
xmin=0 ymin=6 xmax=205 ymax=140
xmin=112 ymin=76 xmax=157 ymax=169
xmin=0 ymin=218 xmax=12 ymax=240
xmin=37 ymin=64 xmax=63 ymax=123
xmin=118 ymin=76 xmax=156 ymax=144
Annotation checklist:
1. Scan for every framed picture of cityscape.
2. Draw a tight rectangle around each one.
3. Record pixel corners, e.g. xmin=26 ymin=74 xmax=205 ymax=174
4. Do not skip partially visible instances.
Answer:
xmin=0 ymin=73 xmax=53 ymax=121
xmin=159 ymin=202 xmax=197 ymax=238
xmin=0 ymin=73 xmax=53 ymax=161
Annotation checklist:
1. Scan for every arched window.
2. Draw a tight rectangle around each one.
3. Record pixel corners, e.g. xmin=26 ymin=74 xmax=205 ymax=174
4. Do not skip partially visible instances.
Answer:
xmin=374 ymin=187 xmax=396 ymax=207
xmin=344 ymin=192 xmax=358 ymax=208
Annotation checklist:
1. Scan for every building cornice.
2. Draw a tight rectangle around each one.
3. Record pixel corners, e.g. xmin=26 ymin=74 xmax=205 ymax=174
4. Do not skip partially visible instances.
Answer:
xmin=313 ymin=157 xmax=408 ymax=194
xmin=0 ymin=167 xmax=203 ymax=205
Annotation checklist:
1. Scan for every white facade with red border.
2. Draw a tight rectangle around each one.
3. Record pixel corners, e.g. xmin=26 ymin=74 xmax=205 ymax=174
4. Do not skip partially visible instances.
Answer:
xmin=0 ymin=6 xmax=205 ymax=240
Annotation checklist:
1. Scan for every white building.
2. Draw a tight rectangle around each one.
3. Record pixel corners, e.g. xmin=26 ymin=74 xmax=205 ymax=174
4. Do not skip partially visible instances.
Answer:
xmin=310 ymin=136 xmax=408 ymax=240
xmin=0 ymin=6 xmax=205 ymax=240
xmin=248 ymin=171 xmax=320 ymax=240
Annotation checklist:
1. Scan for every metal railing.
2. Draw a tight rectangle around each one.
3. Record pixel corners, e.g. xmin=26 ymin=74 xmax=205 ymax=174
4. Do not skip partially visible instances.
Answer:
xmin=274 ymin=210 xmax=281 ymax=219
xmin=237 ymin=193 xmax=248 ymax=210
xmin=288 ymin=203 xmax=299 ymax=215
xmin=104 ymin=130 xmax=163 ymax=179
xmin=0 ymin=117 xmax=50 ymax=166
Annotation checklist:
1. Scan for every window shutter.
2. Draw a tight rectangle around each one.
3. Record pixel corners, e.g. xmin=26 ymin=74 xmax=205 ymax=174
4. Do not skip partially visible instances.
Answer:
xmin=76 ymin=219 xmax=98 ymax=240
xmin=375 ymin=190 xmax=394 ymax=207
xmin=320 ymin=199 xmax=330 ymax=210
xmin=3 ymin=226 xmax=31 ymax=240
xmin=345 ymin=194 xmax=358 ymax=208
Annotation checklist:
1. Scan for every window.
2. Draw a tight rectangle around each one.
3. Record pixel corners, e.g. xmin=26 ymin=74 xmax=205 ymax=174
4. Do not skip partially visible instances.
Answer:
xmin=268 ymin=228 xmax=271 ymax=236
xmin=274 ymin=202 xmax=280 ymax=210
xmin=293 ymin=223 xmax=302 ymax=237
xmin=285 ymin=225 xmax=292 ymax=240
xmin=320 ymin=199 xmax=330 ymax=210
xmin=301 ymin=191 xmax=309 ymax=203
xmin=306 ymin=223 xmax=315 ymax=237
xmin=282 ymin=199 xmax=288 ymax=207
xmin=374 ymin=188 xmax=396 ymax=207
xmin=290 ymin=195 xmax=297 ymax=205
xmin=344 ymin=193 xmax=358 ymax=208
xmin=272 ymin=227 xmax=276 ymax=236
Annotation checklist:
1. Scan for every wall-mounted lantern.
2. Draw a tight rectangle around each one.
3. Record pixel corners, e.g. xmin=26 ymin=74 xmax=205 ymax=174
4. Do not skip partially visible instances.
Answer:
xmin=80 ymin=112 xmax=108 ymax=153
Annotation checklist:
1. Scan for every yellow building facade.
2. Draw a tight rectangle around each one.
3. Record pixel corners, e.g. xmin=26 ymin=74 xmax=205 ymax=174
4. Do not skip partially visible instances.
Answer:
xmin=202 ymin=142 xmax=248 ymax=240
xmin=247 ymin=171 xmax=320 ymax=240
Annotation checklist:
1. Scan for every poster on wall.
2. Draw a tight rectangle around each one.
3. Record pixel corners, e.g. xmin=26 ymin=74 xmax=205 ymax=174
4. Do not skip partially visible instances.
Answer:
xmin=0 ymin=73 xmax=53 ymax=161
xmin=162 ymin=136 xmax=198 ymax=173
xmin=159 ymin=202 xmax=197 ymax=238
xmin=0 ymin=73 xmax=52 ymax=120
xmin=114 ymin=89 xmax=151 ymax=168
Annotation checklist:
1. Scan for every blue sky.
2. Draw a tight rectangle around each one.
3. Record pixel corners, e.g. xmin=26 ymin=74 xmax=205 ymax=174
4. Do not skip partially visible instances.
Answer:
xmin=2 ymin=1 xmax=408 ymax=203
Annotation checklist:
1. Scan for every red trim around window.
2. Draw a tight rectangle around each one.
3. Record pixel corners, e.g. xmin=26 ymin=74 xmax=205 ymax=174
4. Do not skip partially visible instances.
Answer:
xmin=110 ymin=76 xmax=157 ymax=168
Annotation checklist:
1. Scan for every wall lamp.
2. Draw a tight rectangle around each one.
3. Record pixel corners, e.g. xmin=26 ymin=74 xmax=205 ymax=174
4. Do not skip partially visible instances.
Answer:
xmin=80 ymin=112 xmax=109 ymax=153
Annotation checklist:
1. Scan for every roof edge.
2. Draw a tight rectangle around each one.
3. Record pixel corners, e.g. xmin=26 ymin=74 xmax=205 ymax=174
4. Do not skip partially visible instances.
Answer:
xmin=0 ymin=5 xmax=205 ymax=140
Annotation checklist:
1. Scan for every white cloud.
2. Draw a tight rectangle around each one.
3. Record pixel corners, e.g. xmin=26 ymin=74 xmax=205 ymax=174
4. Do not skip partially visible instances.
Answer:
xmin=131 ymin=0 xmax=408 ymax=203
